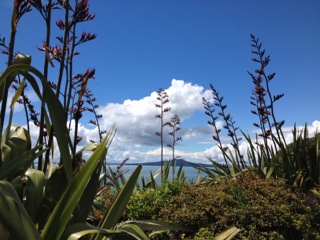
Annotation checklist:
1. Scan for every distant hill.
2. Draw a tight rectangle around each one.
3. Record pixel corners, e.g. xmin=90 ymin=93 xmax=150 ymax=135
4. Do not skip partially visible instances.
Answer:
xmin=124 ymin=159 xmax=212 ymax=168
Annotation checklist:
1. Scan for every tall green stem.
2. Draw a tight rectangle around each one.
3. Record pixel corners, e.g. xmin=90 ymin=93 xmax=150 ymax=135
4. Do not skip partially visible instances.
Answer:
xmin=39 ymin=0 xmax=52 ymax=171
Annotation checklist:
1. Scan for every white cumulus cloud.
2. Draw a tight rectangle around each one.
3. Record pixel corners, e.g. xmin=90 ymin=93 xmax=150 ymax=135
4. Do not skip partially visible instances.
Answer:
xmin=22 ymin=79 xmax=320 ymax=166
xmin=95 ymin=79 xmax=212 ymax=163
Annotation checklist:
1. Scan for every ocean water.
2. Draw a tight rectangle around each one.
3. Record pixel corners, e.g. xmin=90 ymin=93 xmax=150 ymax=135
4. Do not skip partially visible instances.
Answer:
xmin=108 ymin=165 xmax=204 ymax=184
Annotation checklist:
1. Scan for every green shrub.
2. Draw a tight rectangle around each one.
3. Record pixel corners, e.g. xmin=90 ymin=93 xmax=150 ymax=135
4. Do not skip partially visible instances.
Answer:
xmin=194 ymin=227 xmax=216 ymax=239
xmin=126 ymin=180 xmax=183 ymax=220
xmin=127 ymin=188 xmax=161 ymax=220
xmin=158 ymin=170 xmax=320 ymax=239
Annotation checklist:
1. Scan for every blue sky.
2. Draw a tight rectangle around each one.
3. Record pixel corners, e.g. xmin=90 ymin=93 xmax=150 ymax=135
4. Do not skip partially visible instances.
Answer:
xmin=0 ymin=1 xmax=320 ymax=163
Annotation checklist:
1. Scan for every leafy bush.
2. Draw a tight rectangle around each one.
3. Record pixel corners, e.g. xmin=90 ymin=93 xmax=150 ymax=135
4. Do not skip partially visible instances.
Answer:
xmin=126 ymin=180 xmax=183 ymax=220
xmin=158 ymin=170 xmax=320 ymax=239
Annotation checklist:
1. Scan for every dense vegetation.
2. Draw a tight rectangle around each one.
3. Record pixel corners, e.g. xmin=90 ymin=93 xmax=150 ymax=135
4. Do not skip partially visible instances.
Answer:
xmin=0 ymin=1 xmax=319 ymax=239
xmin=115 ymin=170 xmax=320 ymax=239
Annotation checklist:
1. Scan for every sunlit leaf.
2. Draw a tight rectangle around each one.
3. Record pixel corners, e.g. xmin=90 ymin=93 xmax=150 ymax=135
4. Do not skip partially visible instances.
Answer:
xmin=213 ymin=226 xmax=240 ymax=240
xmin=117 ymin=223 xmax=149 ymax=240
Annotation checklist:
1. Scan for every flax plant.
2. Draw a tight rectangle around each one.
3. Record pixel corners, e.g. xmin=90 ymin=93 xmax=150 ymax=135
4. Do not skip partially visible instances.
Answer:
xmin=244 ymin=34 xmax=291 ymax=180
xmin=155 ymin=88 xmax=171 ymax=181
xmin=85 ymin=89 xmax=107 ymax=144
xmin=210 ymin=84 xmax=245 ymax=169
xmin=1 ymin=0 xmax=98 ymax=172
xmin=202 ymin=85 xmax=244 ymax=177
xmin=0 ymin=68 xmax=186 ymax=240
xmin=200 ymin=34 xmax=320 ymax=190
xmin=138 ymin=159 xmax=186 ymax=191
xmin=274 ymin=125 xmax=320 ymax=188
xmin=202 ymin=96 xmax=231 ymax=176
xmin=245 ymin=35 xmax=320 ymax=188
xmin=167 ymin=114 xmax=182 ymax=178
xmin=0 ymin=1 xmax=188 ymax=239
xmin=250 ymin=34 xmax=285 ymax=140
xmin=28 ymin=0 xmax=58 ymax=171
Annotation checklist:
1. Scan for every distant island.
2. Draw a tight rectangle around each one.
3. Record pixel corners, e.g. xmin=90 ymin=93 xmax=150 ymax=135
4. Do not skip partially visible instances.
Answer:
xmin=121 ymin=159 xmax=212 ymax=168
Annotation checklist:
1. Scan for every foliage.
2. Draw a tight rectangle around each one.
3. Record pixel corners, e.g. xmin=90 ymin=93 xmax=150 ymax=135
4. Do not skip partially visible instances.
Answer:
xmin=0 ymin=70 xmax=119 ymax=238
xmin=100 ymin=168 xmax=320 ymax=239
xmin=275 ymin=125 xmax=320 ymax=188
xmin=0 ymin=1 xmax=187 ymax=239
xmin=1 ymin=2 xmax=319 ymax=238
xmin=158 ymin=170 xmax=320 ymax=239
xmin=191 ymin=158 xmax=238 ymax=185
xmin=201 ymin=33 xmax=285 ymax=178
xmin=99 ymin=169 xmax=239 ymax=240
xmin=138 ymin=159 xmax=186 ymax=190
xmin=242 ymin=35 xmax=320 ymax=189
xmin=199 ymin=34 xmax=320 ymax=192
xmin=127 ymin=180 xmax=183 ymax=220
xmin=195 ymin=227 xmax=240 ymax=240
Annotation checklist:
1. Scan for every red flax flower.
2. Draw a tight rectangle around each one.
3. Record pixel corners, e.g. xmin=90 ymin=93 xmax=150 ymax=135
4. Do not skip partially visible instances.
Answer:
xmin=37 ymin=44 xmax=68 ymax=64
xmin=56 ymin=20 xmax=65 ymax=30
xmin=72 ymin=0 xmax=95 ymax=24
xmin=75 ymin=32 xmax=97 ymax=46
xmin=73 ymin=68 xmax=95 ymax=85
